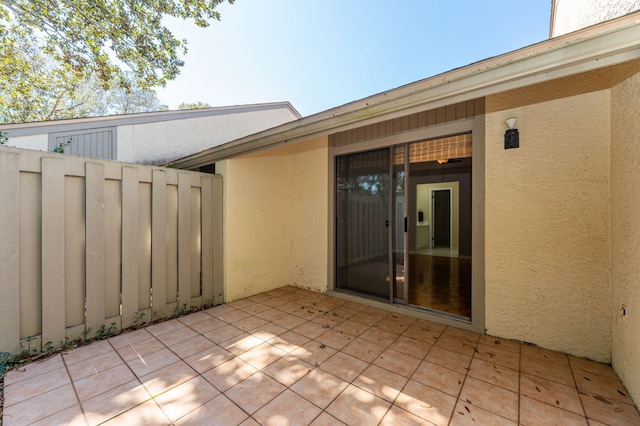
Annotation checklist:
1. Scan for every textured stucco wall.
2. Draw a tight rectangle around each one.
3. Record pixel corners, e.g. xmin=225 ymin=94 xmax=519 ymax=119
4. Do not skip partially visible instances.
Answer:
xmin=217 ymin=151 xmax=291 ymax=302
xmin=287 ymin=138 xmax=330 ymax=293
xmin=219 ymin=136 xmax=329 ymax=301
xmin=122 ymin=108 xmax=298 ymax=165
xmin=610 ymin=66 xmax=640 ymax=405
xmin=3 ymin=134 xmax=48 ymax=151
xmin=552 ymin=0 xmax=640 ymax=36
xmin=485 ymin=81 xmax=612 ymax=361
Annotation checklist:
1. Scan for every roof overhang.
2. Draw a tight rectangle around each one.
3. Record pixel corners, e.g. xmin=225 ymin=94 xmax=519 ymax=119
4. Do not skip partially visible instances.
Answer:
xmin=167 ymin=12 xmax=640 ymax=170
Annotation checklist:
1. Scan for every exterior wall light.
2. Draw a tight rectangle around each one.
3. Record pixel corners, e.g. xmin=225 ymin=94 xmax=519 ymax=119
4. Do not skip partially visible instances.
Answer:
xmin=504 ymin=117 xmax=519 ymax=149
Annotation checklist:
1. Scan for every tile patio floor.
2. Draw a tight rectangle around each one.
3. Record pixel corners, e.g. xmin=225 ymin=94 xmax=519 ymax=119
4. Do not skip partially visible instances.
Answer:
xmin=3 ymin=286 xmax=639 ymax=426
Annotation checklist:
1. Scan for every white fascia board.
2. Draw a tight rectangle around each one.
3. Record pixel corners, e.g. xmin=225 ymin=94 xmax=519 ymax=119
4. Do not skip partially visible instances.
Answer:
xmin=168 ymin=18 xmax=640 ymax=170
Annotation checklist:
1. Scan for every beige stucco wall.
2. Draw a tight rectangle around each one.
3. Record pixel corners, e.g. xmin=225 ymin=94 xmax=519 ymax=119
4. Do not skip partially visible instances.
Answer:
xmin=218 ymin=136 xmax=329 ymax=301
xmin=552 ymin=0 xmax=640 ymax=36
xmin=484 ymin=77 xmax=612 ymax=362
xmin=610 ymin=65 xmax=640 ymax=405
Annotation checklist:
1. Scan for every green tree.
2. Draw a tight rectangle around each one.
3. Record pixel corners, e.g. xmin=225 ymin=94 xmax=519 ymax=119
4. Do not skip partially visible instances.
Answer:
xmin=178 ymin=101 xmax=212 ymax=110
xmin=0 ymin=0 xmax=233 ymax=96
xmin=0 ymin=35 xmax=161 ymax=122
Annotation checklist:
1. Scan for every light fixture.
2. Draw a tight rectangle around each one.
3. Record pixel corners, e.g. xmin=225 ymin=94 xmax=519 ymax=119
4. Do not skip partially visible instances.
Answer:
xmin=504 ymin=117 xmax=519 ymax=149
xmin=436 ymin=159 xmax=448 ymax=164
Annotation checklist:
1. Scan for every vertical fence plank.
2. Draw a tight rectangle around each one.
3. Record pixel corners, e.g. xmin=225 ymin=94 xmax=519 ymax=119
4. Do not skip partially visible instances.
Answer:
xmin=121 ymin=167 xmax=139 ymax=328
xmin=41 ymin=157 xmax=66 ymax=348
xmin=19 ymin=172 xmax=42 ymax=345
xmin=104 ymin=179 xmax=122 ymax=325
xmin=0 ymin=151 xmax=21 ymax=354
xmin=166 ymin=185 xmax=179 ymax=313
xmin=178 ymin=173 xmax=192 ymax=310
xmin=152 ymin=170 xmax=168 ymax=320
xmin=212 ymin=176 xmax=224 ymax=305
xmin=191 ymin=186 xmax=201 ymax=304
xmin=64 ymin=176 xmax=86 ymax=341
xmin=201 ymin=176 xmax=214 ymax=306
xmin=138 ymin=183 xmax=152 ymax=315
xmin=86 ymin=163 xmax=106 ymax=338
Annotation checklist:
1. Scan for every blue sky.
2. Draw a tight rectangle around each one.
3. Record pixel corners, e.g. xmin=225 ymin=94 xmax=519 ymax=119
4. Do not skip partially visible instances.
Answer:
xmin=157 ymin=1 xmax=552 ymax=117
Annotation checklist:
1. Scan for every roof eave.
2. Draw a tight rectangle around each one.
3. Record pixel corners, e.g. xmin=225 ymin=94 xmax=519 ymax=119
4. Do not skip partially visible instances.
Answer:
xmin=167 ymin=14 xmax=640 ymax=170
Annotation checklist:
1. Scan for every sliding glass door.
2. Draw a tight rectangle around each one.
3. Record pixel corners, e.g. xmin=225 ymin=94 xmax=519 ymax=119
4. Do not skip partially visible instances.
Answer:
xmin=335 ymin=149 xmax=391 ymax=299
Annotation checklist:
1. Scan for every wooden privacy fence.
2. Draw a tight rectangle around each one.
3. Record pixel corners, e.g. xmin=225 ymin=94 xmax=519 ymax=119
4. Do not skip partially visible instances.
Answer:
xmin=0 ymin=147 xmax=223 ymax=355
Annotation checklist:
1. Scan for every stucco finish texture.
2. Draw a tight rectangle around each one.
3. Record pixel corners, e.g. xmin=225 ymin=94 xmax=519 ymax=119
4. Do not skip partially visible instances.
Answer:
xmin=553 ymin=0 xmax=640 ymax=36
xmin=611 ymin=67 xmax=640 ymax=405
xmin=219 ymin=137 xmax=329 ymax=302
xmin=485 ymin=87 xmax=611 ymax=362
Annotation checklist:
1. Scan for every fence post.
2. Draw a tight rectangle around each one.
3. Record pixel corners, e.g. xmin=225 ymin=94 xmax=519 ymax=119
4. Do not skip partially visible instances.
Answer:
xmin=41 ymin=157 xmax=66 ymax=349
xmin=85 ymin=162 xmax=106 ymax=338
xmin=0 ymin=151 xmax=21 ymax=354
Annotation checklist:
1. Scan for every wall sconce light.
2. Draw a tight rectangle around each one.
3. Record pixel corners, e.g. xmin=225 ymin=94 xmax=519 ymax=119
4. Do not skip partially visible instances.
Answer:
xmin=504 ymin=117 xmax=519 ymax=149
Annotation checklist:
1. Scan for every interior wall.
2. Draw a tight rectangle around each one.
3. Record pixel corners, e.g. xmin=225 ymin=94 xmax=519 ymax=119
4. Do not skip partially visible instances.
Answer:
xmin=610 ymin=66 xmax=640 ymax=405
xmin=416 ymin=182 xmax=460 ymax=251
xmin=484 ymin=84 xmax=612 ymax=362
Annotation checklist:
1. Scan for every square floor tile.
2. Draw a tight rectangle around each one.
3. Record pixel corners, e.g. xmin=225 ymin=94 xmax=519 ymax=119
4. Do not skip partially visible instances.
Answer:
xmin=225 ymin=371 xmax=286 ymax=414
xmin=360 ymin=327 xmax=399 ymax=347
xmin=341 ymin=337 xmax=387 ymax=363
xmin=374 ymin=348 xmax=422 ymax=378
xmin=30 ymin=404 xmax=86 ymax=426
xmin=139 ymin=360 xmax=197 ymax=397
xmin=579 ymin=390 xmax=640 ymax=425
xmin=320 ymin=351 xmax=368 ymax=383
xmin=468 ymin=358 xmax=519 ymax=393
xmin=169 ymin=334 xmax=216 ymax=359
xmin=520 ymin=373 xmax=584 ymax=416
xmin=100 ymin=400 xmax=170 ymax=426
xmin=521 ymin=344 xmax=569 ymax=367
xmin=574 ymin=370 xmax=634 ymax=405
xmin=237 ymin=341 xmax=287 ymax=370
xmin=203 ymin=324 xmax=244 ymax=344
xmin=74 ymin=363 xmax=135 ymax=402
xmin=114 ymin=336 xmax=165 ymax=361
xmin=183 ymin=344 xmax=234 ymax=374
xmin=268 ymin=330 xmax=310 ymax=353
xmin=310 ymin=412 xmax=348 ymax=426
xmin=174 ymin=394 xmax=248 ymax=426
xmin=62 ymin=340 xmax=113 ymax=365
xmin=478 ymin=335 xmax=521 ymax=354
xmin=4 ymin=354 xmax=64 ymax=387
xmin=290 ymin=368 xmax=349 ymax=409
xmin=569 ymin=356 xmax=618 ymax=380
xmin=154 ymin=376 xmax=220 ymax=421
xmin=291 ymin=340 xmax=338 ymax=366
xmin=201 ymin=358 xmax=257 ymax=392
xmin=353 ymin=364 xmax=409 ymax=402
xmin=3 ymin=366 xmax=71 ymax=406
xmin=424 ymin=346 xmax=472 ymax=375
xmin=520 ymin=395 xmax=588 ymax=426
xmin=2 ymin=383 xmax=78 ymax=425
xmin=450 ymin=400 xmax=516 ymax=426
xmin=126 ymin=347 xmax=180 ymax=377
xmin=66 ymin=350 xmax=124 ymax=382
xmin=521 ymin=355 xmax=575 ymax=387
xmin=459 ymin=376 xmax=519 ymax=422
xmin=433 ymin=334 xmax=477 ymax=357
xmin=326 ymin=384 xmax=391 ymax=426
xmin=253 ymin=389 xmax=322 ymax=426
xmin=473 ymin=343 xmax=520 ymax=370
xmin=412 ymin=361 xmax=465 ymax=397
xmin=316 ymin=328 xmax=356 ymax=350
xmin=394 ymin=379 xmax=456 ymax=426
xmin=189 ymin=317 xmax=227 ymax=334
xmin=388 ymin=335 xmax=433 ymax=359
xmin=81 ymin=380 xmax=152 ymax=426
xmin=262 ymin=354 xmax=314 ymax=386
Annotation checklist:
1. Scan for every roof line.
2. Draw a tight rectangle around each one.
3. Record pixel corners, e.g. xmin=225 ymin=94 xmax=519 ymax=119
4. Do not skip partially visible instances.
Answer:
xmin=167 ymin=13 xmax=640 ymax=170
xmin=0 ymin=102 xmax=301 ymax=137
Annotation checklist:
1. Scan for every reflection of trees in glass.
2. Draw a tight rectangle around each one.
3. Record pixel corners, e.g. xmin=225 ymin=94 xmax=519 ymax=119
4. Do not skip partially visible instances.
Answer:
xmin=337 ymin=173 xmax=389 ymax=199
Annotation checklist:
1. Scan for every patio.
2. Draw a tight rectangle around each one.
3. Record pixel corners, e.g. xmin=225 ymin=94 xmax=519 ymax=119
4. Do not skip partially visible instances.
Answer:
xmin=3 ymin=286 xmax=639 ymax=426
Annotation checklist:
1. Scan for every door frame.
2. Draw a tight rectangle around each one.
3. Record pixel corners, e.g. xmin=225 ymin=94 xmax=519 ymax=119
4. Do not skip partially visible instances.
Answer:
xmin=327 ymin=117 xmax=485 ymax=333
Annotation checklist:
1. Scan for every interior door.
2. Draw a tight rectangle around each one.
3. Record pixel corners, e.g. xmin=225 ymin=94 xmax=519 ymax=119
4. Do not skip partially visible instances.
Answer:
xmin=432 ymin=189 xmax=451 ymax=248
xmin=335 ymin=149 xmax=391 ymax=299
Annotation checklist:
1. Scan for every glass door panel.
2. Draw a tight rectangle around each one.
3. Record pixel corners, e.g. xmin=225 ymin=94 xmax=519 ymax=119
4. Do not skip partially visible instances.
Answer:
xmin=392 ymin=146 xmax=406 ymax=302
xmin=336 ymin=149 xmax=391 ymax=299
